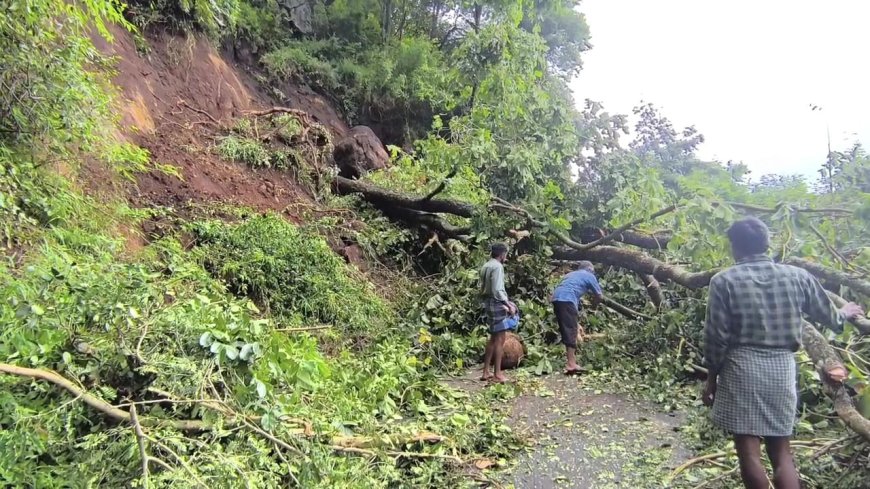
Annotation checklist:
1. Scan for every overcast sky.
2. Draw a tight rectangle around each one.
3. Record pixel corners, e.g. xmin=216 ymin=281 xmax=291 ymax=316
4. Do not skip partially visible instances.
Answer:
xmin=571 ymin=0 xmax=870 ymax=181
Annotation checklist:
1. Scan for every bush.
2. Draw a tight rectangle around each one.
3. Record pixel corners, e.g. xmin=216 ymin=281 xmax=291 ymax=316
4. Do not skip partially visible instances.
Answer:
xmin=193 ymin=214 xmax=393 ymax=331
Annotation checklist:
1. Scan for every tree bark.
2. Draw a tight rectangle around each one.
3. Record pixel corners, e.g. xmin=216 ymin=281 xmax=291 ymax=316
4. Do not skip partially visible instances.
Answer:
xmin=638 ymin=273 xmax=663 ymax=309
xmin=784 ymin=257 xmax=870 ymax=298
xmin=617 ymin=230 xmax=672 ymax=250
xmin=802 ymin=322 xmax=870 ymax=441
xmin=333 ymin=176 xmax=475 ymax=217
xmin=552 ymin=245 xmax=718 ymax=289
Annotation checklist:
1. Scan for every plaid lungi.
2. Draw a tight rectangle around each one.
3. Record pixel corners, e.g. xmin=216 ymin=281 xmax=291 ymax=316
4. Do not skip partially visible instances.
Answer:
xmin=482 ymin=298 xmax=509 ymax=330
xmin=712 ymin=346 xmax=797 ymax=437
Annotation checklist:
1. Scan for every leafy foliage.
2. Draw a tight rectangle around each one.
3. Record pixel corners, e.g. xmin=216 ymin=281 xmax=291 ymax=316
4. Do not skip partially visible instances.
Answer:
xmin=192 ymin=214 xmax=392 ymax=331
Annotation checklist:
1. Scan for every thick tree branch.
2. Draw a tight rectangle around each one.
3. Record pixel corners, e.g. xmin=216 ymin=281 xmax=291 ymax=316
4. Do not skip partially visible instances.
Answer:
xmin=638 ymin=273 xmax=663 ymax=310
xmin=616 ymin=230 xmax=672 ymax=250
xmin=552 ymin=245 xmax=718 ymax=289
xmin=582 ymin=205 xmax=677 ymax=250
xmin=802 ymin=322 xmax=870 ymax=441
xmin=785 ymin=257 xmax=870 ymax=297
xmin=601 ymin=297 xmax=652 ymax=321
xmin=334 ymin=176 xmax=475 ymax=217
xmin=383 ymin=206 xmax=471 ymax=239
xmin=417 ymin=167 xmax=458 ymax=202
xmin=825 ymin=291 xmax=870 ymax=334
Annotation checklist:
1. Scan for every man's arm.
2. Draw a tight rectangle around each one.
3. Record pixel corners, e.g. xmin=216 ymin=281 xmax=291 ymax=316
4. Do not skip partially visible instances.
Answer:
xmin=702 ymin=277 xmax=730 ymax=406
xmin=802 ymin=271 xmax=863 ymax=333
xmin=588 ymin=275 xmax=604 ymax=308
xmin=801 ymin=271 xmax=864 ymax=382
xmin=491 ymin=265 xmax=511 ymax=306
xmin=703 ymin=277 xmax=731 ymax=377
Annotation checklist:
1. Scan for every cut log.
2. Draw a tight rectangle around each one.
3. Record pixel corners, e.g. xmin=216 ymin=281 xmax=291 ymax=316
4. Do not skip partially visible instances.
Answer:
xmin=638 ymin=273 xmax=663 ymax=309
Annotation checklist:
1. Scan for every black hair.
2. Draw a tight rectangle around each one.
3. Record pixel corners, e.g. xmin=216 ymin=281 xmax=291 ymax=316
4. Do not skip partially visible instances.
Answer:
xmin=726 ymin=217 xmax=770 ymax=256
xmin=490 ymin=242 xmax=508 ymax=258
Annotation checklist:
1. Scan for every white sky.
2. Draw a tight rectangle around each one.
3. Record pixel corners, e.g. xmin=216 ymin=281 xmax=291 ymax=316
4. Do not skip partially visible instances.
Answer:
xmin=571 ymin=0 xmax=870 ymax=180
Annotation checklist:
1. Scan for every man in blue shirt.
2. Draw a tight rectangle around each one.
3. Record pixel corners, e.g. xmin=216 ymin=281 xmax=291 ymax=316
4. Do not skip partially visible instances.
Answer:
xmin=551 ymin=261 xmax=604 ymax=374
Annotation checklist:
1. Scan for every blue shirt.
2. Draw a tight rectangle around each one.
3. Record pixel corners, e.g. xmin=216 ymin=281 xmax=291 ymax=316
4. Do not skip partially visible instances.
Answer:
xmin=552 ymin=270 xmax=603 ymax=308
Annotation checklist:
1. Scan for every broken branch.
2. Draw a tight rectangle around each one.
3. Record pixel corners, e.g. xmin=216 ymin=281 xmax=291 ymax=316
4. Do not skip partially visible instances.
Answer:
xmin=801 ymin=322 xmax=870 ymax=441
xmin=335 ymin=176 xmax=475 ymax=218
xmin=825 ymin=291 xmax=870 ymax=334
xmin=0 ymin=363 xmax=217 ymax=431
xmin=418 ymin=167 xmax=458 ymax=202
xmin=601 ymin=296 xmax=653 ymax=321
xmin=581 ymin=205 xmax=677 ymax=250
xmin=785 ymin=257 xmax=870 ymax=297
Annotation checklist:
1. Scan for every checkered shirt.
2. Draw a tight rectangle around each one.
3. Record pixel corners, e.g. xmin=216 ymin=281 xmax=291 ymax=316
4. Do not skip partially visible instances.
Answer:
xmin=703 ymin=254 xmax=844 ymax=374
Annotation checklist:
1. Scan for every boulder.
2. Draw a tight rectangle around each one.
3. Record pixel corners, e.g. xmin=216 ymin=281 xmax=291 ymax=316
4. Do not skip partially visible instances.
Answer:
xmin=501 ymin=332 xmax=525 ymax=369
xmin=278 ymin=0 xmax=313 ymax=34
xmin=333 ymin=126 xmax=389 ymax=179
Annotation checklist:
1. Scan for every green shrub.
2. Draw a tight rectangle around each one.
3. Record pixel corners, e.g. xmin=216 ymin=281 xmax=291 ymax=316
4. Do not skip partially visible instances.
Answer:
xmin=193 ymin=214 xmax=393 ymax=331
xmin=262 ymin=41 xmax=342 ymax=91
xmin=126 ymin=0 xmax=241 ymax=35
xmin=217 ymin=135 xmax=272 ymax=167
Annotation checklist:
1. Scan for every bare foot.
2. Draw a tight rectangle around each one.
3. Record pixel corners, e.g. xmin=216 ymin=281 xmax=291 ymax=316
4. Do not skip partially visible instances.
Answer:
xmin=480 ymin=372 xmax=493 ymax=381
xmin=491 ymin=375 xmax=509 ymax=384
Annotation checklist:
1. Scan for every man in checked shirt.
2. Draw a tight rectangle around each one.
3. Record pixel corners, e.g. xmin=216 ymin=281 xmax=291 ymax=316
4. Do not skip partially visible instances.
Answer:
xmin=703 ymin=217 xmax=864 ymax=489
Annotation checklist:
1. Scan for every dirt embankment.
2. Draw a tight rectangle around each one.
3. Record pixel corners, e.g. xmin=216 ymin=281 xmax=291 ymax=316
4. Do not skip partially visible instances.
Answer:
xmin=90 ymin=25 xmax=348 ymax=219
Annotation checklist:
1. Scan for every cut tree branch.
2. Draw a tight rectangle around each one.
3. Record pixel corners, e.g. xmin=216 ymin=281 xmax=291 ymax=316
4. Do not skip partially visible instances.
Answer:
xmin=0 ymin=363 xmax=214 ymax=432
xmin=601 ymin=297 xmax=653 ymax=321
xmin=825 ymin=291 xmax=870 ymax=334
xmin=802 ymin=322 xmax=870 ymax=441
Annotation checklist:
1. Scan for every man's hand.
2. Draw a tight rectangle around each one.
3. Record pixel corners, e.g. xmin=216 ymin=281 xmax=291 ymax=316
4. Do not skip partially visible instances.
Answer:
xmin=826 ymin=365 xmax=849 ymax=383
xmin=840 ymin=302 xmax=865 ymax=320
xmin=702 ymin=379 xmax=716 ymax=407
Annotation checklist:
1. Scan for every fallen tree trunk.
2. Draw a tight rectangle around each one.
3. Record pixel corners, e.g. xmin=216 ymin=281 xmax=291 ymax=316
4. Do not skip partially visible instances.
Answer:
xmin=333 ymin=176 xmax=475 ymax=218
xmin=802 ymin=322 xmax=870 ymax=441
xmin=552 ymin=245 xmax=718 ymax=289
xmin=381 ymin=205 xmax=471 ymax=239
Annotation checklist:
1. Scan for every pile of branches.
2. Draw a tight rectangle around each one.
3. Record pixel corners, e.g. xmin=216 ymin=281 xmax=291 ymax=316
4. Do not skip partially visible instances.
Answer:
xmin=334 ymin=176 xmax=870 ymax=443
